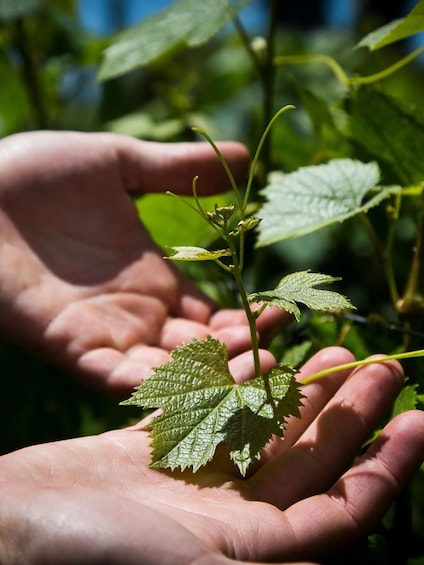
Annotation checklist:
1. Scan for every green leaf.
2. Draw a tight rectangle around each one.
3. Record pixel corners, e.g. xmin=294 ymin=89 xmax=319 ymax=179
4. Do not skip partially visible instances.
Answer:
xmin=279 ymin=340 xmax=312 ymax=368
xmin=0 ymin=0 xmax=42 ymax=22
xmin=135 ymin=192 xmax=233 ymax=249
xmin=166 ymin=246 xmax=231 ymax=261
xmin=358 ymin=0 xmax=424 ymax=51
xmin=256 ymin=159 xmax=396 ymax=246
xmin=122 ymin=336 xmax=302 ymax=475
xmin=349 ymin=85 xmax=424 ymax=184
xmin=392 ymin=383 xmax=420 ymax=416
xmin=98 ymin=0 xmax=252 ymax=81
xmin=248 ymin=270 xmax=354 ymax=322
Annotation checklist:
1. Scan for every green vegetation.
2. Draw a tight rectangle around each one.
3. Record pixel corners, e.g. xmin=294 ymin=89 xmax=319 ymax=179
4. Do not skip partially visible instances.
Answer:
xmin=1 ymin=0 xmax=424 ymax=561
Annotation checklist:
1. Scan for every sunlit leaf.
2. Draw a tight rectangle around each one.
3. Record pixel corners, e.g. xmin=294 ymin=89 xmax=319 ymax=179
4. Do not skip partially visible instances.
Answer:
xmin=256 ymin=159 xmax=396 ymax=245
xmin=98 ymin=0 xmax=252 ymax=80
xmin=248 ymin=270 xmax=354 ymax=322
xmin=166 ymin=246 xmax=231 ymax=261
xmin=358 ymin=0 xmax=424 ymax=50
xmin=122 ymin=336 xmax=302 ymax=475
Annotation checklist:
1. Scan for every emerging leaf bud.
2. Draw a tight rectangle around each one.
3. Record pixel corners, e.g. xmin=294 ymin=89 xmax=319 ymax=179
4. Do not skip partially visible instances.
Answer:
xmin=231 ymin=217 xmax=261 ymax=235
xmin=206 ymin=204 xmax=235 ymax=227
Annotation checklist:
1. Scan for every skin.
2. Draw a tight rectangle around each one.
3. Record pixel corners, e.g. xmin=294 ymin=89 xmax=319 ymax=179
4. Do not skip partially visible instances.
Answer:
xmin=0 ymin=347 xmax=423 ymax=564
xmin=0 ymin=131 xmax=286 ymax=395
xmin=1 ymin=131 xmax=423 ymax=563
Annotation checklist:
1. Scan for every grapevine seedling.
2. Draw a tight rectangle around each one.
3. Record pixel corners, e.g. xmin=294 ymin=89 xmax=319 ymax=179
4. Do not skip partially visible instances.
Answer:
xmin=122 ymin=106 xmax=424 ymax=476
xmin=121 ymin=106 xmax=360 ymax=476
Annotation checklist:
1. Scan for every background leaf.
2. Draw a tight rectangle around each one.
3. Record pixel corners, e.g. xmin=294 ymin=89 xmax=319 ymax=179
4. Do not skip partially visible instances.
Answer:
xmin=256 ymin=159 xmax=395 ymax=246
xmin=358 ymin=0 xmax=424 ymax=51
xmin=98 ymin=0 xmax=252 ymax=80
xmin=348 ymin=85 xmax=424 ymax=184
xmin=135 ymin=192 xmax=233 ymax=249
xmin=0 ymin=0 xmax=42 ymax=22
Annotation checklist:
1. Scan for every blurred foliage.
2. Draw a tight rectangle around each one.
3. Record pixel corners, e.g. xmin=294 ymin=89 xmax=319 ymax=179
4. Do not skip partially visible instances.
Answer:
xmin=0 ymin=0 xmax=424 ymax=562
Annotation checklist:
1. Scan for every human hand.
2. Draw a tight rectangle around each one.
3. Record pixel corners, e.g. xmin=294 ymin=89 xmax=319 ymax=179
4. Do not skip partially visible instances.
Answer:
xmin=0 ymin=131 xmax=286 ymax=395
xmin=1 ymin=347 xmax=422 ymax=564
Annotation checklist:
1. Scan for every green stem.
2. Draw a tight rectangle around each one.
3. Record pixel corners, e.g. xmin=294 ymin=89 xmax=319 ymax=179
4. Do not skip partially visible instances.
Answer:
xmin=360 ymin=212 xmax=400 ymax=307
xmin=398 ymin=212 xmax=424 ymax=316
xmin=350 ymin=45 xmax=424 ymax=85
xmin=192 ymin=127 xmax=244 ymax=211
xmin=13 ymin=19 xmax=48 ymax=128
xmin=227 ymin=234 xmax=261 ymax=379
xmin=274 ymin=54 xmax=351 ymax=87
xmin=232 ymin=15 xmax=262 ymax=74
xmin=260 ymin=0 xmax=278 ymax=176
xmin=302 ymin=349 xmax=424 ymax=385
xmin=243 ymin=104 xmax=295 ymax=210
xmin=274 ymin=45 xmax=424 ymax=89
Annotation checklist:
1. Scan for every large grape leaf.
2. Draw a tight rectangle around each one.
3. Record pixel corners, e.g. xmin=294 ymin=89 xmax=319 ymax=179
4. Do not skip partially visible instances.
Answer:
xmin=122 ymin=336 xmax=302 ymax=476
xmin=248 ymin=270 xmax=354 ymax=322
xmin=256 ymin=158 xmax=397 ymax=246
xmin=98 ymin=0 xmax=252 ymax=81
xmin=358 ymin=0 xmax=424 ymax=51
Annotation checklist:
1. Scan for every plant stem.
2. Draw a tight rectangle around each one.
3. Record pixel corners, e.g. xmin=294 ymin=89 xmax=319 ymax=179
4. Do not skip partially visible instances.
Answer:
xmin=274 ymin=45 xmax=424 ymax=88
xmin=260 ymin=0 xmax=278 ymax=175
xmin=13 ymin=18 xmax=48 ymax=128
xmin=360 ymin=212 xmax=400 ymax=307
xmin=227 ymin=234 xmax=262 ymax=379
xmin=398 ymin=213 xmax=424 ymax=316
xmin=191 ymin=127 xmax=244 ymax=211
xmin=301 ymin=349 xmax=424 ymax=385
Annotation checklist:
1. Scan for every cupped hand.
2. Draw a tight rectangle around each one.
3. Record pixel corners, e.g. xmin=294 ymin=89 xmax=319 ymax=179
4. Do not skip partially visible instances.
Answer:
xmin=1 ymin=347 xmax=422 ymax=564
xmin=0 ymin=131 xmax=286 ymax=395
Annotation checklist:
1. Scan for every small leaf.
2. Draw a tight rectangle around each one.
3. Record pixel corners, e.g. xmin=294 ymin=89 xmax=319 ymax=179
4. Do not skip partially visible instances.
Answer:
xmin=248 ymin=270 xmax=354 ymax=322
xmin=230 ymin=217 xmax=261 ymax=235
xmin=358 ymin=0 xmax=424 ymax=51
xmin=256 ymin=158 xmax=397 ymax=246
xmin=392 ymin=383 xmax=420 ymax=416
xmin=166 ymin=246 xmax=231 ymax=261
xmin=122 ymin=336 xmax=302 ymax=475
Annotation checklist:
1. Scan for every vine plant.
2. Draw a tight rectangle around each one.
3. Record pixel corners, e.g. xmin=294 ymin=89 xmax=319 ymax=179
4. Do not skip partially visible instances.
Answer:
xmin=122 ymin=106 xmax=424 ymax=476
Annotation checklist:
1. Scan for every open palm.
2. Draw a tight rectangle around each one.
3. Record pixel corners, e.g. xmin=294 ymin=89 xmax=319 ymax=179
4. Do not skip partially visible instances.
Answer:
xmin=1 ymin=347 xmax=422 ymax=564
xmin=0 ymin=131 xmax=285 ymax=395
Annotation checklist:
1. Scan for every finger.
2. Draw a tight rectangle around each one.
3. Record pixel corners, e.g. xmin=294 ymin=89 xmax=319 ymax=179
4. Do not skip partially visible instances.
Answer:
xmin=108 ymin=134 xmax=251 ymax=195
xmin=276 ymin=410 xmax=424 ymax=563
xmin=283 ymin=347 xmax=356 ymax=447
xmin=256 ymin=347 xmax=356 ymax=466
xmin=250 ymin=358 xmax=404 ymax=509
xmin=75 ymin=345 xmax=172 ymax=396
xmin=210 ymin=306 xmax=292 ymax=346
xmin=229 ymin=349 xmax=277 ymax=384
xmin=159 ymin=318 xmax=253 ymax=357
